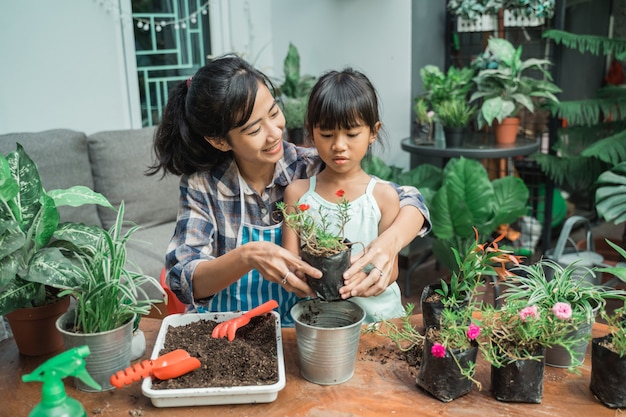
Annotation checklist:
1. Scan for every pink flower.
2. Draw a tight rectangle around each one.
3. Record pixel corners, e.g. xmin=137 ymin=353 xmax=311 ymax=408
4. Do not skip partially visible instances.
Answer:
xmin=519 ymin=305 xmax=539 ymax=322
xmin=552 ymin=302 xmax=573 ymax=320
xmin=431 ymin=343 xmax=446 ymax=358
xmin=467 ymin=324 xmax=481 ymax=340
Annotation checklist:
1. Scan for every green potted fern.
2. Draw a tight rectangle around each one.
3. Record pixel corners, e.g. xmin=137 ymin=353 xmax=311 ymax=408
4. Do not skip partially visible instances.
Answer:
xmin=0 ymin=144 xmax=113 ymax=355
xmin=470 ymin=37 xmax=561 ymax=143
xmin=433 ymin=98 xmax=477 ymax=147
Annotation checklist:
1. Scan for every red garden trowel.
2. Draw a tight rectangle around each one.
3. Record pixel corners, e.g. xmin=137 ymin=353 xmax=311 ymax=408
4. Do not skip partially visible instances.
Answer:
xmin=110 ymin=349 xmax=201 ymax=388
xmin=211 ymin=299 xmax=279 ymax=342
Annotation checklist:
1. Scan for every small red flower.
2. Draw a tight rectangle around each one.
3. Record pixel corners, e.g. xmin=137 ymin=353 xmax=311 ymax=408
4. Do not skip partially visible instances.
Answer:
xmin=431 ymin=343 xmax=446 ymax=358
xmin=335 ymin=189 xmax=345 ymax=198
xmin=297 ymin=203 xmax=310 ymax=211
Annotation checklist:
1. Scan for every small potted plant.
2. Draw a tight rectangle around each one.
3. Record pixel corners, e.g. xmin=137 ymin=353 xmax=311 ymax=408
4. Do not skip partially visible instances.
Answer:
xmin=500 ymin=258 xmax=626 ymax=367
xmin=277 ymin=190 xmax=353 ymax=301
xmin=416 ymin=304 xmax=481 ymax=402
xmin=0 ymin=144 xmax=113 ymax=356
xmin=278 ymin=43 xmax=317 ymax=146
xmin=413 ymin=65 xmax=475 ymax=143
xmin=470 ymin=37 xmax=561 ymax=143
xmin=589 ymin=240 xmax=626 ymax=408
xmin=54 ymin=202 xmax=163 ymax=391
xmin=476 ymin=298 xmax=586 ymax=403
xmin=421 ymin=227 xmax=522 ymax=329
xmin=432 ymin=98 xmax=477 ymax=148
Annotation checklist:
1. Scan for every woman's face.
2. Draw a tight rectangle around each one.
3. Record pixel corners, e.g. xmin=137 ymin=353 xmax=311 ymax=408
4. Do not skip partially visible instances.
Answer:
xmin=223 ymin=82 xmax=286 ymax=166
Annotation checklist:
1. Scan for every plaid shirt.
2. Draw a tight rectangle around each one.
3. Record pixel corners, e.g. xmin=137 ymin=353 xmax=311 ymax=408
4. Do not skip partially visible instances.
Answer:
xmin=165 ymin=141 xmax=431 ymax=307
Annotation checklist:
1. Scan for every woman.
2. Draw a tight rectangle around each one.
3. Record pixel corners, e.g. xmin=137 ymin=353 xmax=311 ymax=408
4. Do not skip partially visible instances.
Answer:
xmin=148 ymin=54 xmax=430 ymax=325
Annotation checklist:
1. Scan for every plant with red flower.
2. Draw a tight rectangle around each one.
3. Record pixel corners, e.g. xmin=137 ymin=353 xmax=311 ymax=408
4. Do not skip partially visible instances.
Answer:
xmin=436 ymin=227 xmax=523 ymax=308
xmin=276 ymin=189 xmax=352 ymax=256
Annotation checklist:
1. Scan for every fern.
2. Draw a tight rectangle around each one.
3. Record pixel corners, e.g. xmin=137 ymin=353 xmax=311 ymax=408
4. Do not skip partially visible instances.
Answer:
xmin=582 ymin=129 xmax=626 ymax=165
xmin=531 ymin=152 xmax=608 ymax=191
xmin=543 ymin=29 xmax=626 ymax=61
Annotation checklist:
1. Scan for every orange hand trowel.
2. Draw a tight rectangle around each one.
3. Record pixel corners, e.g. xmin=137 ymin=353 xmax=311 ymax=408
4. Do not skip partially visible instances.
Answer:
xmin=110 ymin=349 xmax=201 ymax=388
xmin=211 ymin=299 xmax=279 ymax=342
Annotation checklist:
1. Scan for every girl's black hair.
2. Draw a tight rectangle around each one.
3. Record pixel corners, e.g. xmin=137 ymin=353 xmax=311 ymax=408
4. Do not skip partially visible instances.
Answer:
xmin=147 ymin=54 xmax=277 ymax=177
xmin=305 ymin=67 xmax=386 ymax=151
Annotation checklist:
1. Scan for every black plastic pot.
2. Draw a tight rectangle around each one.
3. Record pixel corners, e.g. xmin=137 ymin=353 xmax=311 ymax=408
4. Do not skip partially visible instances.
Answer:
xmin=301 ymin=248 xmax=350 ymax=301
xmin=590 ymin=334 xmax=626 ymax=408
xmin=420 ymin=283 xmax=469 ymax=329
xmin=443 ymin=126 xmax=465 ymax=148
xmin=491 ymin=346 xmax=546 ymax=403
xmin=416 ymin=328 xmax=478 ymax=402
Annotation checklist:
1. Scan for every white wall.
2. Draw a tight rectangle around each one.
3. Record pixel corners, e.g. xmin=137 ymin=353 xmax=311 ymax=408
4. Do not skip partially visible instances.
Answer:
xmin=0 ymin=0 xmax=413 ymax=169
xmin=0 ymin=1 xmax=133 ymax=135
xmin=269 ymin=0 xmax=412 ymax=169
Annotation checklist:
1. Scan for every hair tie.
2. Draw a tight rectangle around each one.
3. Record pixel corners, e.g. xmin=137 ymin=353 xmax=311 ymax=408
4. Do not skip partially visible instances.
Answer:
xmin=186 ymin=76 xmax=193 ymax=88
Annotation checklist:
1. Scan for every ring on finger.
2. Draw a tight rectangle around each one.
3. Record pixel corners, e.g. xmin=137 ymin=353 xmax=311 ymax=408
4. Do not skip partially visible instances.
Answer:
xmin=372 ymin=266 xmax=384 ymax=277
xmin=282 ymin=271 xmax=290 ymax=285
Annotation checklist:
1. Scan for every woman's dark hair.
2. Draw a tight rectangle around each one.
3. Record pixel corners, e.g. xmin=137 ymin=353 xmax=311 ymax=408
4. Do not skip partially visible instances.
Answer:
xmin=305 ymin=67 xmax=386 ymax=151
xmin=147 ymin=54 xmax=277 ymax=177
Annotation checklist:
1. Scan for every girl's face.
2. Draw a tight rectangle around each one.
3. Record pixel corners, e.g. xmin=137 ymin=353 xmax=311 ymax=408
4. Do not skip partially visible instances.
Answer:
xmin=312 ymin=120 xmax=380 ymax=175
xmin=211 ymin=82 xmax=286 ymax=166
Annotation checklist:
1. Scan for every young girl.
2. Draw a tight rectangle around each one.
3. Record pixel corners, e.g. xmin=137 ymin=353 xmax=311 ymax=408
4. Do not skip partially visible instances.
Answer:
xmin=282 ymin=68 xmax=404 ymax=323
xmin=149 ymin=55 xmax=430 ymax=326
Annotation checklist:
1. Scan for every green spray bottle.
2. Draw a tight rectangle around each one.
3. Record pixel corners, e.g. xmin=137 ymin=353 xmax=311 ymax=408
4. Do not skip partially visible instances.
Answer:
xmin=22 ymin=345 xmax=101 ymax=417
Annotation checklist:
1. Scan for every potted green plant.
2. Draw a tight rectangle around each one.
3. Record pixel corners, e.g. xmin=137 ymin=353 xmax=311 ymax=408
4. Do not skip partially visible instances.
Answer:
xmin=433 ymin=98 xmax=477 ymax=147
xmin=277 ymin=190 xmax=353 ymax=301
xmin=499 ymin=258 xmax=626 ymax=367
xmin=55 ymin=201 xmax=163 ymax=391
xmin=476 ymin=298 xmax=586 ymax=403
xmin=589 ymin=239 xmax=626 ymax=408
xmin=470 ymin=37 xmax=561 ymax=143
xmin=0 ymin=144 xmax=113 ymax=355
xmin=428 ymin=157 xmax=529 ymax=272
xmin=414 ymin=65 xmax=475 ymax=142
xmin=279 ymin=43 xmax=317 ymax=145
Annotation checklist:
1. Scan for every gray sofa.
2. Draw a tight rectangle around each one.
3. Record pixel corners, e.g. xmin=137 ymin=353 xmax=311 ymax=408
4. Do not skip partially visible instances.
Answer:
xmin=0 ymin=127 xmax=180 ymax=300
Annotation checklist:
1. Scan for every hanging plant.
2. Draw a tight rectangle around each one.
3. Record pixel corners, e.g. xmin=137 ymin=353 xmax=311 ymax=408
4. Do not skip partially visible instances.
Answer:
xmin=447 ymin=0 xmax=502 ymax=22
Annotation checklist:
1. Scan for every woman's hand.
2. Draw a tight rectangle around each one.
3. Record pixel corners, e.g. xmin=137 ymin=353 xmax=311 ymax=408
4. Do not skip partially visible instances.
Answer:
xmin=247 ymin=241 xmax=321 ymax=298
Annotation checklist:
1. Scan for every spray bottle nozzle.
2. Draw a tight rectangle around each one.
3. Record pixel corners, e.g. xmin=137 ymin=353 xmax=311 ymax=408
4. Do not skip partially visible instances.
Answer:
xmin=22 ymin=345 xmax=101 ymax=417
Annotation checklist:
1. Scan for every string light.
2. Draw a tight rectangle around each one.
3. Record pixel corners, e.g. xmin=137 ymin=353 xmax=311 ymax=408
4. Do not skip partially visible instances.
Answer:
xmin=96 ymin=0 xmax=211 ymax=31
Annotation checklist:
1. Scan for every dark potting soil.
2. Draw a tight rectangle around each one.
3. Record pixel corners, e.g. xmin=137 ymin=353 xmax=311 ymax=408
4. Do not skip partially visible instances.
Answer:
xmin=151 ymin=314 xmax=278 ymax=389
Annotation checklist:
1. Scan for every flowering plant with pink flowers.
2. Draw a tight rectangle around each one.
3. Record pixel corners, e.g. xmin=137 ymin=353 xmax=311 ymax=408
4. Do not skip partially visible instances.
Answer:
xmin=475 ymin=298 xmax=587 ymax=369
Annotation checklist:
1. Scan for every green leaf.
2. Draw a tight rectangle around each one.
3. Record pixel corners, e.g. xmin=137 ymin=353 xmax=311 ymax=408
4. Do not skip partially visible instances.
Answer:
xmin=0 ymin=277 xmax=40 ymax=316
xmin=48 ymin=186 xmax=113 ymax=209
xmin=26 ymin=247 xmax=85 ymax=289
xmin=7 ymin=144 xmax=45 ymax=231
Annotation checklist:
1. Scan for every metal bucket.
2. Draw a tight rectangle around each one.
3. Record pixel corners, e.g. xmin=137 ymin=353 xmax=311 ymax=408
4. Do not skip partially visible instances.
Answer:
xmin=544 ymin=215 xmax=603 ymax=285
xmin=291 ymin=299 xmax=365 ymax=385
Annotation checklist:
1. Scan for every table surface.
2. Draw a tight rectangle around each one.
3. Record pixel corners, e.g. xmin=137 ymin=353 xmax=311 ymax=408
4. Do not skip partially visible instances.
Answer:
xmin=0 ymin=316 xmax=617 ymax=417
xmin=401 ymin=135 xmax=541 ymax=159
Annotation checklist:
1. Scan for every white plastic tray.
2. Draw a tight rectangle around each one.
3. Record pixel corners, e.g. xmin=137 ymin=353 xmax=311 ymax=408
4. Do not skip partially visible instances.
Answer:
xmin=141 ymin=311 xmax=285 ymax=407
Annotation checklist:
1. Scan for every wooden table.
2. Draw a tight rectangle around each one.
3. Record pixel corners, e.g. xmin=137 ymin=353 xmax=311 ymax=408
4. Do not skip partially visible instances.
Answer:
xmin=0 ymin=316 xmax=618 ymax=416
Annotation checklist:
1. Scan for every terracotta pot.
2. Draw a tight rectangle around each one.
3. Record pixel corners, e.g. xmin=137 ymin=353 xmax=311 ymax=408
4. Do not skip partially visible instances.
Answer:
xmin=493 ymin=117 xmax=520 ymax=144
xmin=5 ymin=296 xmax=70 ymax=356
xmin=301 ymin=247 xmax=351 ymax=301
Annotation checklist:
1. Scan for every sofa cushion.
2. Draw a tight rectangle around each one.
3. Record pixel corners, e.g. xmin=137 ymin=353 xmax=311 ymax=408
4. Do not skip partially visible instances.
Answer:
xmin=0 ymin=129 xmax=102 ymax=227
xmin=87 ymin=127 xmax=180 ymax=230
